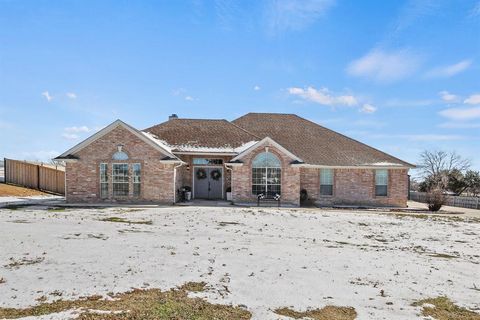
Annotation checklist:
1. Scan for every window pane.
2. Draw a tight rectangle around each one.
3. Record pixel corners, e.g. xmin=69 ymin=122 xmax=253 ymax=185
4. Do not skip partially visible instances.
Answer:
xmin=100 ymin=163 xmax=108 ymax=182
xmin=193 ymin=158 xmax=223 ymax=165
xmin=320 ymin=169 xmax=333 ymax=196
xmin=320 ymin=185 xmax=333 ymax=196
xmin=251 ymin=156 xmax=281 ymax=196
xmin=112 ymin=151 xmax=129 ymax=160
xmin=133 ymin=163 xmax=141 ymax=197
xmin=113 ymin=183 xmax=129 ymax=197
xmin=376 ymin=185 xmax=388 ymax=196
xmin=133 ymin=183 xmax=141 ymax=197
xmin=252 ymin=152 xmax=281 ymax=168
xmin=133 ymin=163 xmax=141 ymax=183
xmin=375 ymin=169 xmax=388 ymax=186
xmin=320 ymin=169 xmax=333 ymax=185
xmin=252 ymin=184 xmax=266 ymax=195
xmin=113 ymin=164 xmax=129 ymax=197
xmin=267 ymin=168 xmax=281 ymax=184
xmin=267 ymin=184 xmax=281 ymax=195
xmin=252 ymin=168 xmax=266 ymax=185
xmin=100 ymin=163 xmax=108 ymax=198
xmin=100 ymin=183 xmax=108 ymax=198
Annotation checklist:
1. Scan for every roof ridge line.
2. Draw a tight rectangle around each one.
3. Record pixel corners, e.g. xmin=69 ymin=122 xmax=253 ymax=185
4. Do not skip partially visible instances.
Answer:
xmin=228 ymin=121 xmax=262 ymax=140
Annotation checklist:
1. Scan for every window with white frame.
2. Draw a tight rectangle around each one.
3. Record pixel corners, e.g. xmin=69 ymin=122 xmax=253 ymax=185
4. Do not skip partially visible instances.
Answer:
xmin=112 ymin=145 xmax=129 ymax=161
xmin=193 ymin=158 xmax=223 ymax=165
xmin=100 ymin=163 xmax=108 ymax=198
xmin=252 ymin=152 xmax=281 ymax=195
xmin=112 ymin=164 xmax=129 ymax=197
xmin=132 ymin=163 xmax=141 ymax=197
xmin=320 ymin=168 xmax=333 ymax=196
xmin=375 ymin=169 xmax=388 ymax=196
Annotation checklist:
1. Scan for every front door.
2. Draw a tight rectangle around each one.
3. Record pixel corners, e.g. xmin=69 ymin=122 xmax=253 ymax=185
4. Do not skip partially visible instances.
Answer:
xmin=193 ymin=167 xmax=223 ymax=199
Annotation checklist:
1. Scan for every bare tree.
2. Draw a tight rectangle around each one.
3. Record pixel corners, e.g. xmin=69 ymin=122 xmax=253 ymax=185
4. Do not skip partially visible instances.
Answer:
xmin=419 ymin=150 xmax=470 ymax=178
xmin=418 ymin=150 xmax=471 ymax=191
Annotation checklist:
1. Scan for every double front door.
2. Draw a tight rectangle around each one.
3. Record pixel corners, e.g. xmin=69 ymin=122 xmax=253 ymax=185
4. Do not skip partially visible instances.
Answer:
xmin=193 ymin=167 xmax=223 ymax=199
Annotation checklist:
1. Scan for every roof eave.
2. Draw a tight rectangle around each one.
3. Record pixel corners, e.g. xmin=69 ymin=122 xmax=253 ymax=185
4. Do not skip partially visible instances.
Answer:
xmin=292 ymin=163 xmax=415 ymax=169
xmin=173 ymin=151 xmax=238 ymax=156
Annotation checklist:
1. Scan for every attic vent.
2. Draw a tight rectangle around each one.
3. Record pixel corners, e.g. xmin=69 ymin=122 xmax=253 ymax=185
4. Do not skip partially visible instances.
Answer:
xmin=169 ymin=114 xmax=178 ymax=120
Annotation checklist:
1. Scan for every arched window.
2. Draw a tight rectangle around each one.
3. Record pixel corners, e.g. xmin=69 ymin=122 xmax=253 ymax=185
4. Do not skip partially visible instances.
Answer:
xmin=112 ymin=145 xmax=129 ymax=160
xmin=111 ymin=145 xmax=129 ymax=197
xmin=252 ymin=152 xmax=281 ymax=195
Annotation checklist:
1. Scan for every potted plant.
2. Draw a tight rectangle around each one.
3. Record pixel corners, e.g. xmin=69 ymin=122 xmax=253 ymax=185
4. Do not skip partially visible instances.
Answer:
xmin=183 ymin=186 xmax=192 ymax=201
xmin=226 ymin=187 xmax=232 ymax=201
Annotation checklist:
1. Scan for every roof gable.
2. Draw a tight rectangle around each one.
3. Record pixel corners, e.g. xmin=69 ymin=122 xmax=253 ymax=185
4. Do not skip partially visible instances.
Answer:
xmin=231 ymin=137 xmax=302 ymax=163
xmin=56 ymin=120 xmax=177 ymax=160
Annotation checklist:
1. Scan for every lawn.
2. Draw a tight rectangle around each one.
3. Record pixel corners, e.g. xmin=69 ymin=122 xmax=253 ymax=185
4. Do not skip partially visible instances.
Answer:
xmin=0 ymin=206 xmax=479 ymax=319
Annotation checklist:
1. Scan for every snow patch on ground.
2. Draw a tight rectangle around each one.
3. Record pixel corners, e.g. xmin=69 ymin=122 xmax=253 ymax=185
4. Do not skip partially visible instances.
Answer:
xmin=0 ymin=195 xmax=63 ymax=207
xmin=0 ymin=206 xmax=479 ymax=319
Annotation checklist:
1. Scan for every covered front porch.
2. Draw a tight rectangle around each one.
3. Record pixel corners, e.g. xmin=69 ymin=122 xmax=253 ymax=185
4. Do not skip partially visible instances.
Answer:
xmin=174 ymin=154 xmax=233 ymax=201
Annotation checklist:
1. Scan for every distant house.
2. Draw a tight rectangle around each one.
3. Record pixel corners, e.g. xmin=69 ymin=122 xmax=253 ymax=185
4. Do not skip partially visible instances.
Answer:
xmin=55 ymin=113 xmax=414 ymax=206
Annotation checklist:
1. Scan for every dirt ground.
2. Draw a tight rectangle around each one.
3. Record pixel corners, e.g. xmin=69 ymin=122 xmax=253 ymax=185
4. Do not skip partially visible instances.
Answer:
xmin=0 ymin=183 xmax=49 ymax=197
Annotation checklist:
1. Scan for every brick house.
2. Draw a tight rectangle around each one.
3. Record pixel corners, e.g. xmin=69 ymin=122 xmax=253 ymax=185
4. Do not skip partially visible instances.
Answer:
xmin=55 ymin=113 xmax=414 ymax=207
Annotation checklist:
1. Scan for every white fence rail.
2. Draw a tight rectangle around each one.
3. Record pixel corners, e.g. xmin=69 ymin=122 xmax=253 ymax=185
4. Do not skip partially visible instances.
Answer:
xmin=410 ymin=191 xmax=480 ymax=210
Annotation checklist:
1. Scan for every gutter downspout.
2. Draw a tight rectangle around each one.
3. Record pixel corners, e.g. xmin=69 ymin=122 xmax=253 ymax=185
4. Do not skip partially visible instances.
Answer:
xmin=173 ymin=162 xmax=184 ymax=204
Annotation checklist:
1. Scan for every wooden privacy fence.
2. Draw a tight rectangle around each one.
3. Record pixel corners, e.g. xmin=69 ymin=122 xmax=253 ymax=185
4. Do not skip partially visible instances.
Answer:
xmin=4 ymin=158 xmax=65 ymax=195
xmin=410 ymin=191 xmax=480 ymax=210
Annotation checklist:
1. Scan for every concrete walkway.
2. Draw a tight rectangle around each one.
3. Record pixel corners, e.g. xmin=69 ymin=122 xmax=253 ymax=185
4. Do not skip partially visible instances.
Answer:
xmin=176 ymin=199 xmax=233 ymax=207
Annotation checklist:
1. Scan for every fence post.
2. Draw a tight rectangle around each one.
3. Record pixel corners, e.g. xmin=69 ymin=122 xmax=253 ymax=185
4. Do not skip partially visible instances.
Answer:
xmin=37 ymin=164 xmax=41 ymax=190
xmin=55 ymin=165 xmax=58 ymax=194
xmin=3 ymin=158 xmax=6 ymax=183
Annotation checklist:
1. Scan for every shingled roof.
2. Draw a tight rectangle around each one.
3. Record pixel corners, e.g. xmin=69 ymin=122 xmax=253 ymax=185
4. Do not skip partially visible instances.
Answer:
xmin=144 ymin=119 xmax=259 ymax=152
xmin=232 ymin=113 xmax=413 ymax=167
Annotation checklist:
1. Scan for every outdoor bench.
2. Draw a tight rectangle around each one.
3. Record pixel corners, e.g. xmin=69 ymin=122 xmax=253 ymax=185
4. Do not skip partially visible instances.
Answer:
xmin=257 ymin=192 xmax=281 ymax=207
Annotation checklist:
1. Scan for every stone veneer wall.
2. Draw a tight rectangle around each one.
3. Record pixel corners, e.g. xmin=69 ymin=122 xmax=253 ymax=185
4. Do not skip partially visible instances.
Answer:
xmin=65 ymin=125 xmax=176 ymax=203
xmin=300 ymin=167 xmax=409 ymax=207
xmin=231 ymin=144 xmax=300 ymax=206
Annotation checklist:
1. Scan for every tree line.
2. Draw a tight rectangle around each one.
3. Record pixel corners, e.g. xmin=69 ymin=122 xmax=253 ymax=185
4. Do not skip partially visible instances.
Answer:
xmin=412 ymin=150 xmax=480 ymax=211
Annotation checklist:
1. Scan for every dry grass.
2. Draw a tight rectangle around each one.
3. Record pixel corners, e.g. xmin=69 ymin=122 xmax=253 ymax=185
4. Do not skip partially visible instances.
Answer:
xmin=4 ymin=257 xmax=44 ymax=269
xmin=100 ymin=217 xmax=153 ymax=225
xmin=0 ymin=183 xmax=48 ymax=197
xmin=47 ymin=207 xmax=66 ymax=212
xmin=274 ymin=306 xmax=357 ymax=320
xmin=178 ymin=281 xmax=207 ymax=292
xmin=428 ymin=253 xmax=458 ymax=259
xmin=412 ymin=296 xmax=480 ymax=320
xmin=0 ymin=284 xmax=251 ymax=320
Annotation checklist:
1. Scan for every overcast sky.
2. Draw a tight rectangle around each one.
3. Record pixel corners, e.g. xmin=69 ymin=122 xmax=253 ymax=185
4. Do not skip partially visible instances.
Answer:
xmin=0 ymin=0 xmax=479 ymax=171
